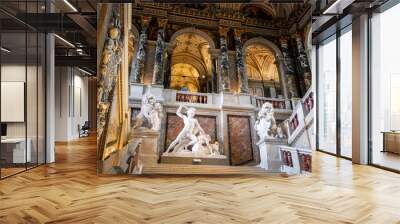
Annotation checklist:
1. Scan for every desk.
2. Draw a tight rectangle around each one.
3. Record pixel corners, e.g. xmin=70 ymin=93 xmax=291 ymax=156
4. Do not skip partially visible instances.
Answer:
xmin=382 ymin=131 xmax=400 ymax=154
xmin=1 ymin=138 xmax=31 ymax=163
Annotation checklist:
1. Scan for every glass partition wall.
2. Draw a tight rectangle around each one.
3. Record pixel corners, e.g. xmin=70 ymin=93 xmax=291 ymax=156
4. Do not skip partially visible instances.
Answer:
xmin=370 ymin=3 xmax=400 ymax=171
xmin=316 ymin=25 xmax=353 ymax=159
xmin=0 ymin=1 xmax=46 ymax=179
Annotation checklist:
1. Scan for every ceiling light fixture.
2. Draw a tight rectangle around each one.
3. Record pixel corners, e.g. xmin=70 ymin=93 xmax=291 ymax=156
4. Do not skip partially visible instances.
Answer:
xmin=63 ymin=0 xmax=78 ymax=12
xmin=78 ymin=67 xmax=93 ymax=76
xmin=1 ymin=47 xmax=11 ymax=53
xmin=54 ymin=34 xmax=75 ymax=48
xmin=323 ymin=0 xmax=355 ymax=15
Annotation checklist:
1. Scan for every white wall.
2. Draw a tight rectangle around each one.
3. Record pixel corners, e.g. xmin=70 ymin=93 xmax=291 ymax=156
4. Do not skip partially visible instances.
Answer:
xmin=54 ymin=67 xmax=89 ymax=141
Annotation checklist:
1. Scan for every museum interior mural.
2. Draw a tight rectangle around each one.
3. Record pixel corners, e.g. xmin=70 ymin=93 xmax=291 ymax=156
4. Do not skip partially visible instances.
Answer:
xmin=97 ymin=1 xmax=314 ymax=175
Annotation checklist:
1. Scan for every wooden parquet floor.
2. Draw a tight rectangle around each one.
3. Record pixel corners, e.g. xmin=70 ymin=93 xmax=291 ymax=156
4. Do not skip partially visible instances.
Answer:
xmin=1 ymin=135 xmax=400 ymax=224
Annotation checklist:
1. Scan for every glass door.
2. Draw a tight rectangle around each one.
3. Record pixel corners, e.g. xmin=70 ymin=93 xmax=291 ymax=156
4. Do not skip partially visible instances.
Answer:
xmin=370 ymin=3 xmax=400 ymax=171
xmin=339 ymin=26 xmax=353 ymax=159
xmin=317 ymin=35 xmax=337 ymax=155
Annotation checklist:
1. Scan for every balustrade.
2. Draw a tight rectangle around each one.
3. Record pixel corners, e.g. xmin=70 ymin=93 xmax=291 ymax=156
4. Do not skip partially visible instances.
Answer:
xmin=301 ymin=91 xmax=314 ymax=117
xmin=254 ymin=97 xmax=288 ymax=110
xmin=175 ymin=92 xmax=208 ymax=104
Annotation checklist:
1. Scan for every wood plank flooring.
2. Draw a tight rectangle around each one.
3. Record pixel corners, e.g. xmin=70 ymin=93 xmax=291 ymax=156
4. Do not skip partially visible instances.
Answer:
xmin=1 ymin=135 xmax=400 ymax=223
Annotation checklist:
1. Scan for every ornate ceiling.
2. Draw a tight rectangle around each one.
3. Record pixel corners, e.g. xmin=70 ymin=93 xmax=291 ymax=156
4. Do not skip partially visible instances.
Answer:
xmin=172 ymin=2 xmax=309 ymax=22
xmin=245 ymin=44 xmax=279 ymax=82
xmin=172 ymin=33 xmax=211 ymax=77
xmin=171 ymin=63 xmax=200 ymax=92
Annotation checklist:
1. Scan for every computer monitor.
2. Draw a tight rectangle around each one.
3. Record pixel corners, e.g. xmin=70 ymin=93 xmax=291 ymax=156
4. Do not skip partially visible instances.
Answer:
xmin=1 ymin=123 xmax=7 ymax=137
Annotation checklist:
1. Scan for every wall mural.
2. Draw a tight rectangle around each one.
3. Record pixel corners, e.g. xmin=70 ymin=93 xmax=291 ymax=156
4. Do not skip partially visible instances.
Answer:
xmin=98 ymin=3 xmax=313 ymax=175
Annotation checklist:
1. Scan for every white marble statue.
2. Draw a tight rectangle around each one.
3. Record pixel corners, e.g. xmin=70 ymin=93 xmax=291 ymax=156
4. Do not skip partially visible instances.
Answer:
xmin=166 ymin=105 xmax=205 ymax=153
xmin=255 ymin=102 xmax=277 ymax=144
xmin=133 ymin=91 xmax=163 ymax=131
xmin=150 ymin=102 xmax=163 ymax=131
xmin=276 ymin=125 xmax=286 ymax=139
xmin=192 ymin=133 xmax=212 ymax=156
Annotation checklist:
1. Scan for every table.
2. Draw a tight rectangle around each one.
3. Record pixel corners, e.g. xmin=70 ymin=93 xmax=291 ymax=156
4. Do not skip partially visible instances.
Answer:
xmin=1 ymin=138 xmax=31 ymax=164
xmin=381 ymin=131 xmax=400 ymax=154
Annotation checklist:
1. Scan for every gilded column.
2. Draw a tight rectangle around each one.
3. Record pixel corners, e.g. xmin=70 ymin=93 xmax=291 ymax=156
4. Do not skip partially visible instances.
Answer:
xmin=130 ymin=16 xmax=151 ymax=83
xmin=219 ymin=26 xmax=230 ymax=92
xmin=279 ymin=37 xmax=299 ymax=98
xmin=234 ymin=29 xmax=248 ymax=94
xmin=152 ymin=18 xmax=168 ymax=85
xmin=295 ymin=33 xmax=312 ymax=93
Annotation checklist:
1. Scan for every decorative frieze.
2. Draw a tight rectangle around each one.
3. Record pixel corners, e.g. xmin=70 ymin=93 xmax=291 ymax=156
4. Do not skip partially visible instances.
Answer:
xmin=219 ymin=19 xmax=242 ymax=28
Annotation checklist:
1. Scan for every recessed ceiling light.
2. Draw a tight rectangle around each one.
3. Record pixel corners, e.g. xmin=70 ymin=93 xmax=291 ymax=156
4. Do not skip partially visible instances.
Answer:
xmin=78 ymin=67 xmax=93 ymax=76
xmin=1 ymin=47 xmax=11 ymax=53
xmin=54 ymin=34 xmax=75 ymax=48
xmin=63 ymin=0 xmax=78 ymax=12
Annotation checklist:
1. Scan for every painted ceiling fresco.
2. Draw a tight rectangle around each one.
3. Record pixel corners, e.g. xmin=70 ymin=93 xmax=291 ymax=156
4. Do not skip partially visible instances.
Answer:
xmin=245 ymin=44 xmax=279 ymax=82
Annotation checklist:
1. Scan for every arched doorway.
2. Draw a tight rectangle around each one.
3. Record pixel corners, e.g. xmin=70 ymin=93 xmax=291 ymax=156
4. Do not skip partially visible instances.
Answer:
xmin=169 ymin=29 xmax=213 ymax=93
xmin=244 ymin=43 xmax=281 ymax=98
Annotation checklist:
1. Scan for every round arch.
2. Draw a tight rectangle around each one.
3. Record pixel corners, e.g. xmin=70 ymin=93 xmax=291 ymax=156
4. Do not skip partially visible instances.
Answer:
xmin=243 ymin=37 xmax=288 ymax=98
xmin=243 ymin=37 xmax=283 ymax=59
xmin=169 ymin=27 xmax=216 ymax=49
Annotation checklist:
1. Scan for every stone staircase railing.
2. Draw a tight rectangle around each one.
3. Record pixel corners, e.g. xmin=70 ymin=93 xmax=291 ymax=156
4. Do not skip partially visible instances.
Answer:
xmin=253 ymin=96 xmax=291 ymax=110
xmin=287 ymin=88 xmax=315 ymax=147
xmin=129 ymin=83 xmax=293 ymax=110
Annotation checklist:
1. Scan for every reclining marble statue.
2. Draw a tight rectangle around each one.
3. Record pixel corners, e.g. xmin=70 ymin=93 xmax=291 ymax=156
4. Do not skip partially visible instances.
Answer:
xmin=133 ymin=90 xmax=163 ymax=131
xmin=165 ymin=105 xmax=223 ymax=157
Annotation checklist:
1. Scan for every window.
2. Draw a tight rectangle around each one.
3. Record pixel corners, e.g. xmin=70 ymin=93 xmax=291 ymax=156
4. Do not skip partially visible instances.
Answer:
xmin=317 ymin=35 xmax=337 ymax=154
xmin=370 ymin=3 xmax=400 ymax=171
xmin=339 ymin=27 xmax=352 ymax=158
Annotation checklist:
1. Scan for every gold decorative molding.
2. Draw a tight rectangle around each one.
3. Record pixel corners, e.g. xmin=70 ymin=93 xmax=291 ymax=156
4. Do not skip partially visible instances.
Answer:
xmin=234 ymin=28 xmax=244 ymax=39
xmin=157 ymin=18 xmax=168 ymax=28
xmin=141 ymin=15 xmax=151 ymax=28
xmin=219 ymin=26 xmax=229 ymax=38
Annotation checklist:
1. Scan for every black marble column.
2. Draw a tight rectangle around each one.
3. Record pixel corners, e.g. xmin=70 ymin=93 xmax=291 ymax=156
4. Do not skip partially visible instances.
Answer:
xmin=279 ymin=37 xmax=299 ymax=98
xmin=295 ymin=33 xmax=312 ymax=93
xmin=152 ymin=18 xmax=168 ymax=85
xmin=210 ymin=52 xmax=218 ymax=93
xmin=219 ymin=26 xmax=230 ymax=92
xmin=163 ymin=49 xmax=172 ymax=89
xmin=130 ymin=16 xmax=150 ymax=83
xmin=234 ymin=29 xmax=248 ymax=94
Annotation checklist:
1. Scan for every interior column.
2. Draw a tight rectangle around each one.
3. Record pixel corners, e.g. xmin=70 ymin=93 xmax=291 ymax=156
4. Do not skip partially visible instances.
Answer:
xmin=219 ymin=26 xmax=230 ymax=92
xmin=152 ymin=18 xmax=168 ymax=86
xmin=163 ymin=47 xmax=172 ymax=89
xmin=234 ymin=28 xmax=248 ymax=94
xmin=130 ymin=16 xmax=151 ymax=83
xmin=295 ymin=33 xmax=312 ymax=93
xmin=352 ymin=14 xmax=369 ymax=164
xmin=279 ymin=37 xmax=299 ymax=98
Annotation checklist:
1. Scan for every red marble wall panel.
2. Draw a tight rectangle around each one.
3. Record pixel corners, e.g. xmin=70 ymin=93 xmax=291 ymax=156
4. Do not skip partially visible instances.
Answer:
xmin=164 ymin=113 xmax=217 ymax=152
xmin=228 ymin=115 xmax=254 ymax=165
